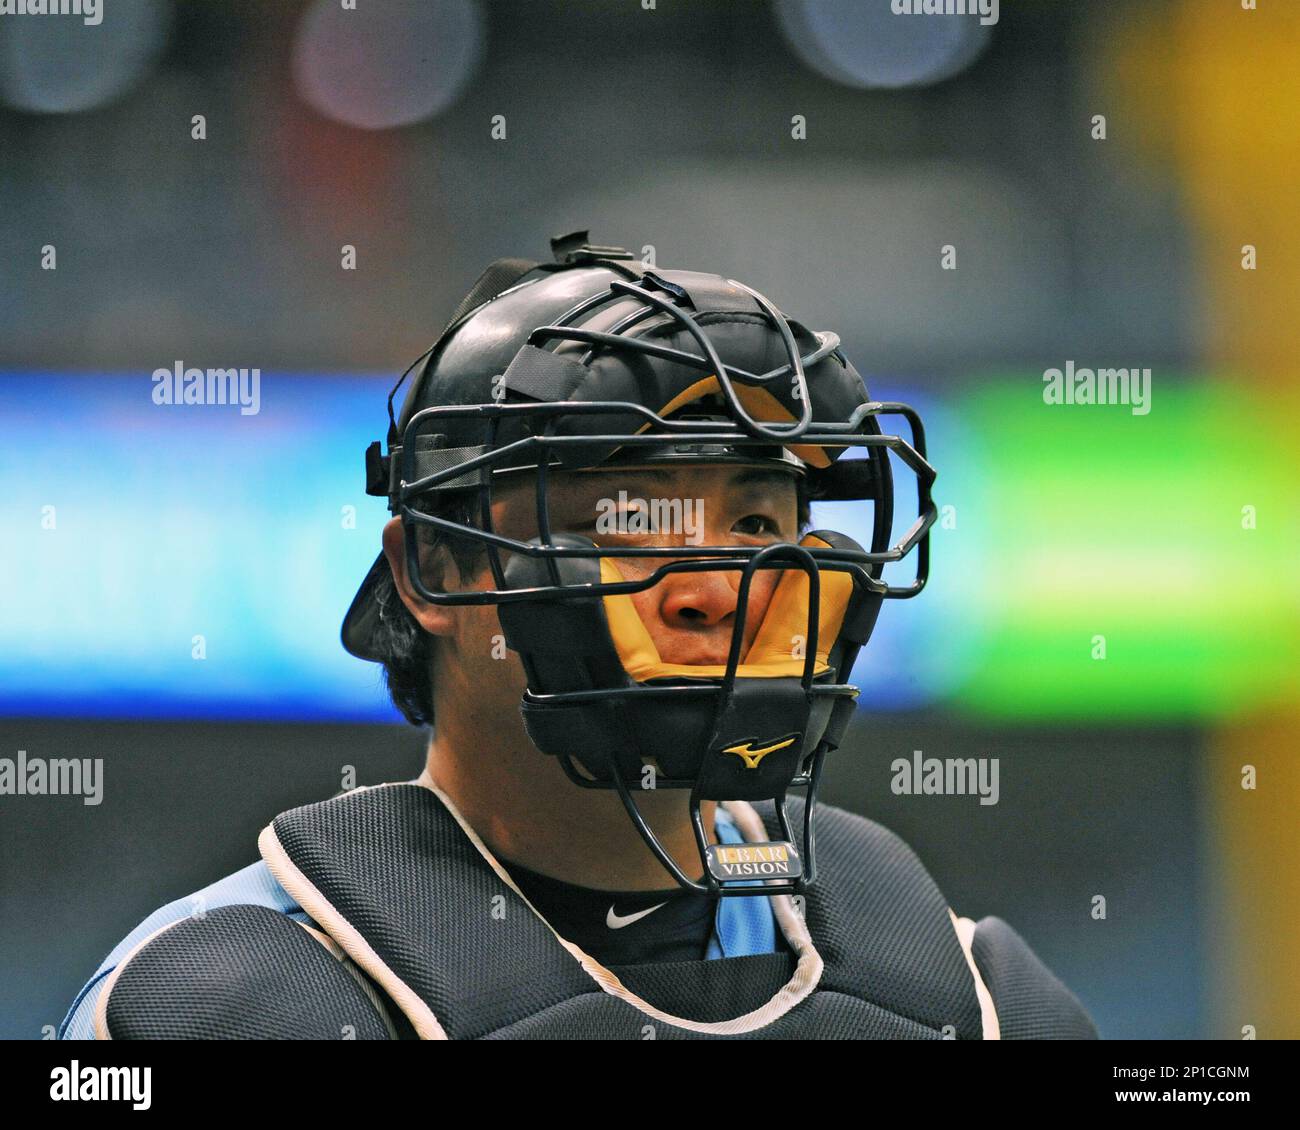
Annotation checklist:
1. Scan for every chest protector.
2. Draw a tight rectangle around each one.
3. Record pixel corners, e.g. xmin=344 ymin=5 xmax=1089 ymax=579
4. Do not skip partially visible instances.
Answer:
xmin=94 ymin=782 xmax=1097 ymax=1040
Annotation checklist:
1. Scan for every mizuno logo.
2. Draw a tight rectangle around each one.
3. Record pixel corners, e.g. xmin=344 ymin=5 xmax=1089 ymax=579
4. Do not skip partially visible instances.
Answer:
xmin=719 ymin=734 xmax=800 ymax=770
xmin=605 ymin=902 xmax=667 ymax=930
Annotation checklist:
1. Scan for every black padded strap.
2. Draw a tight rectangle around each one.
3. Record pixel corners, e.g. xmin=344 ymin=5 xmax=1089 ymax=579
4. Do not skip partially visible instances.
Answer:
xmin=501 ymin=343 xmax=590 ymax=403
xmin=755 ymin=798 xmax=985 ymax=1039
xmin=393 ymin=433 xmax=490 ymax=494
xmin=270 ymin=785 xmax=598 ymax=1040
xmin=646 ymin=269 xmax=765 ymax=315
xmin=608 ymin=952 xmax=795 ymax=1022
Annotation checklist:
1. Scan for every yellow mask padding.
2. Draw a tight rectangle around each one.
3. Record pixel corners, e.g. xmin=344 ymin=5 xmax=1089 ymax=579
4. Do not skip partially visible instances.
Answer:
xmin=648 ymin=376 xmax=836 ymax=470
xmin=598 ymin=534 xmax=852 ymax=681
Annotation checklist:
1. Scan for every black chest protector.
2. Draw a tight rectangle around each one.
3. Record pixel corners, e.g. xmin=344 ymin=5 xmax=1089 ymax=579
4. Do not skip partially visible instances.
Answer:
xmin=97 ymin=783 xmax=1097 ymax=1040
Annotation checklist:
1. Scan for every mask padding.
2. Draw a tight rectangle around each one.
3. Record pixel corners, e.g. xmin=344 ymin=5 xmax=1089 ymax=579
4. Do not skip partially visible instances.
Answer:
xmin=804 ymin=529 xmax=884 ymax=647
xmin=498 ymin=529 xmax=882 ymax=785
xmin=497 ymin=534 xmax=629 ymax=694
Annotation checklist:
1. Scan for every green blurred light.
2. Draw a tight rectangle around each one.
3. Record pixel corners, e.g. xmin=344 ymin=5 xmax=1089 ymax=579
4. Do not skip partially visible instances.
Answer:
xmin=952 ymin=377 xmax=1299 ymax=721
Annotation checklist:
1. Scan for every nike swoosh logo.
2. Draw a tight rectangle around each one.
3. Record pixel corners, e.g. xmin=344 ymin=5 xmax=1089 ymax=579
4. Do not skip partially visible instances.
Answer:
xmin=606 ymin=902 xmax=668 ymax=930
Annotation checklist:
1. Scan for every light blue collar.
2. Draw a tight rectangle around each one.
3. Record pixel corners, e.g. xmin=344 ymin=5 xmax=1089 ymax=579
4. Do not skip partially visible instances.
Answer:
xmin=706 ymin=807 xmax=780 ymax=959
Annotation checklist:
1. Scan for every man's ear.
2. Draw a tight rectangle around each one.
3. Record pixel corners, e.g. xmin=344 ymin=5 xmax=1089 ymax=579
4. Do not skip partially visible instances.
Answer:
xmin=382 ymin=517 xmax=457 ymax=637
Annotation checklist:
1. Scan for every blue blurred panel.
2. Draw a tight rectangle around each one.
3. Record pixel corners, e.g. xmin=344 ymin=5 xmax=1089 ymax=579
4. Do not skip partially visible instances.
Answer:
xmin=0 ymin=373 xmax=961 ymax=721
xmin=0 ymin=373 xmax=396 ymax=721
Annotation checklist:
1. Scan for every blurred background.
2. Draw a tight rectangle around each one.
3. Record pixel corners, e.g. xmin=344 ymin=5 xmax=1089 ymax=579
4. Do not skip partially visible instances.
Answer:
xmin=2 ymin=0 xmax=1297 ymax=1040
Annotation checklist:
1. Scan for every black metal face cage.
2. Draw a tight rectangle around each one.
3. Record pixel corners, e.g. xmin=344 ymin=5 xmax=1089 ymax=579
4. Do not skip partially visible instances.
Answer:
xmin=382 ymin=275 xmax=937 ymax=895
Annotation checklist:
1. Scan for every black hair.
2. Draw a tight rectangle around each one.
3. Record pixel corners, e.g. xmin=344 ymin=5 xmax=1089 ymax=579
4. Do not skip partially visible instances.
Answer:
xmin=370 ymin=490 xmax=485 ymax=727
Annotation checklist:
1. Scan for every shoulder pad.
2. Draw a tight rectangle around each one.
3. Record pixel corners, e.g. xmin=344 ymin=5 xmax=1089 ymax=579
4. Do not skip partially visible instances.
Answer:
xmin=753 ymin=799 xmax=986 ymax=1040
xmin=970 ymin=916 xmax=1099 ymax=1039
xmin=97 ymin=903 xmax=392 ymax=1040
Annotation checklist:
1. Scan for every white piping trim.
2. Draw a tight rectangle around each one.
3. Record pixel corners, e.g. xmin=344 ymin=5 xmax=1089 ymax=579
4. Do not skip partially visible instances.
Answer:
xmin=950 ymin=909 xmax=1000 ymax=1040
xmin=295 ymin=921 xmax=401 ymax=1040
xmin=258 ymin=811 xmax=449 ymax=1040
xmin=92 ymin=917 xmax=187 ymax=1041
xmin=410 ymin=771 xmax=824 ymax=1036
xmin=298 ymin=922 xmax=344 ymax=959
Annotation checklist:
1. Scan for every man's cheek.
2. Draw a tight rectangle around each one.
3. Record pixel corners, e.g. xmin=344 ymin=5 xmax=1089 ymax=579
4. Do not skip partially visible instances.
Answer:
xmin=743 ymin=577 xmax=780 ymax=643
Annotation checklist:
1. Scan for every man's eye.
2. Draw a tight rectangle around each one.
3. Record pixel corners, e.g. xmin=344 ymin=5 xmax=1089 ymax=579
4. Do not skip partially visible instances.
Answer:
xmin=733 ymin=514 xmax=781 ymax=537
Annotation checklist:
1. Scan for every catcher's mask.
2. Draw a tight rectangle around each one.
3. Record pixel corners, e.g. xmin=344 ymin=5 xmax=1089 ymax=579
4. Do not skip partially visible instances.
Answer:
xmin=343 ymin=232 xmax=936 ymax=897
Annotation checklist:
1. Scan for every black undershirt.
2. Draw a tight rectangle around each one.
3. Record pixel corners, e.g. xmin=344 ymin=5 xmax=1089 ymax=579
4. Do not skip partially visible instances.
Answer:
xmin=500 ymin=858 xmax=719 ymax=965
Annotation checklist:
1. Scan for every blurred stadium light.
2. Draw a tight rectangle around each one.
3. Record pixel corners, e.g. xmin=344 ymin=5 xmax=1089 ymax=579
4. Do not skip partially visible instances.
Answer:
xmin=774 ymin=0 xmax=991 ymax=90
xmin=0 ymin=0 xmax=169 ymax=114
xmin=292 ymin=0 xmax=485 ymax=130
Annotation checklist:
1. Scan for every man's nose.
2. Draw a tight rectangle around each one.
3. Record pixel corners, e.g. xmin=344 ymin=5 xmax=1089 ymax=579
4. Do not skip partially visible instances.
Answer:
xmin=657 ymin=568 xmax=740 ymax=628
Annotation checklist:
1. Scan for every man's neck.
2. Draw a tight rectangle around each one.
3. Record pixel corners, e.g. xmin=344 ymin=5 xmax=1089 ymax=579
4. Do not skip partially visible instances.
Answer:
xmin=421 ymin=726 xmax=717 ymax=893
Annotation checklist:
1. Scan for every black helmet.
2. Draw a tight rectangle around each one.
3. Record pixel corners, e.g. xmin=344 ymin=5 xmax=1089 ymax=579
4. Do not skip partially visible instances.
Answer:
xmin=342 ymin=231 xmax=936 ymax=897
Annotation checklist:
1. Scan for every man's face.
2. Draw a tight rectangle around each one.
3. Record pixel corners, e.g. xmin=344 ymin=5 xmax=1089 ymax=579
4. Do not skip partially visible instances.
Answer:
xmin=490 ymin=463 xmax=803 ymax=667
xmin=388 ymin=462 xmax=805 ymax=720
